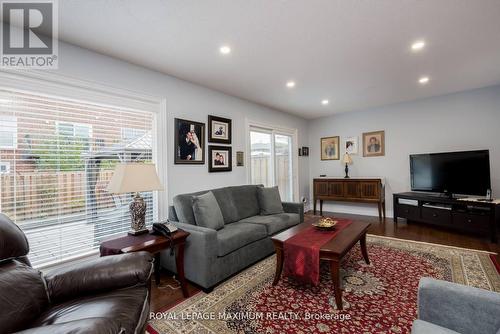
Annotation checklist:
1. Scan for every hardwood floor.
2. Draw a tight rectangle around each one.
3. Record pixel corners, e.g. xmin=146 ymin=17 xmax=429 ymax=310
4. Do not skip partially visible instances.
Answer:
xmin=151 ymin=211 xmax=500 ymax=312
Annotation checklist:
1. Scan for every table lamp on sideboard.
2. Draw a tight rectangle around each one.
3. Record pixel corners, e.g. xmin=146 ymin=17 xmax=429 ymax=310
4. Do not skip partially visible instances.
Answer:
xmin=343 ymin=153 xmax=353 ymax=178
xmin=107 ymin=163 xmax=164 ymax=236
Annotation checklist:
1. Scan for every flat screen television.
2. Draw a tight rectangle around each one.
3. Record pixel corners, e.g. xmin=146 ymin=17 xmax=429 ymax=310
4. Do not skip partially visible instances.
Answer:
xmin=410 ymin=150 xmax=491 ymax=196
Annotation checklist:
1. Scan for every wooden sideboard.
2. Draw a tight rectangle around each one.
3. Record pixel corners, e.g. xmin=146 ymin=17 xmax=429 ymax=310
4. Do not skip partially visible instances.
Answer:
xmin=313 ymin=178 xmax=386 ymax=220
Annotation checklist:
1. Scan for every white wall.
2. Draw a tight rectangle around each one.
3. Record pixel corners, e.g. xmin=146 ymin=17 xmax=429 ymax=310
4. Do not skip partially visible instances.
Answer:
xmin=308 ymin=85 xmax=500 ymax=217
xmin=52 ymin=42 xmax=310 ymax=211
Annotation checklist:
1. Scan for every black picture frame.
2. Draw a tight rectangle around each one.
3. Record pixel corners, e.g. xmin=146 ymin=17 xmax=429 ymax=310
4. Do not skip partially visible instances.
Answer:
xmin=174 ymin=118 xmax=205 ymax=164
xmin=302 ymin=146 xmax=309 ymax=156
xmin=208 ymin=145 xmax=232 ymax=172
xmin=208 ymin=115 xmax=232 ymax=144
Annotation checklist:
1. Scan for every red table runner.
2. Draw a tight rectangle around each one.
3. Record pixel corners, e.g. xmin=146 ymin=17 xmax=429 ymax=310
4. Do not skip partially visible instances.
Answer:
xmin=283 ymin=219 xmax=352 ymax=285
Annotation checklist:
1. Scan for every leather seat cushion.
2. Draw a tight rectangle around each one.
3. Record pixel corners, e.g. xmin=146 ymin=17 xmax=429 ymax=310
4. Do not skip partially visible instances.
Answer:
xmin=0 ymin=260 xmax=48 ymax=334
xmin=238 ymin=213 xmax=300 ymax=235
xmin=32 ymin=286 xmax=148 ymax=333
xmin=217 ymin=222 xmax=267 ymax=257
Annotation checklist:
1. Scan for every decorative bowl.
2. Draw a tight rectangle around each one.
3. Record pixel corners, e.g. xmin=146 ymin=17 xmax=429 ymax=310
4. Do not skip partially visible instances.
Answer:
xmin=313 ymin=218 xmax=338 ymax=231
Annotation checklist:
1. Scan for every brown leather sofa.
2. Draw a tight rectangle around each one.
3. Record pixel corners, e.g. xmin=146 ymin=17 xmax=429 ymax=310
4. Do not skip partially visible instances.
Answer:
xmin=0 ymin=213 xmax=154 ymax=334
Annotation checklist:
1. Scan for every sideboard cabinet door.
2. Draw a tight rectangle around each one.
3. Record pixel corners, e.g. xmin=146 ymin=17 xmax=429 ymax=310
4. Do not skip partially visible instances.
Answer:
xmin=315 ymin=181 xmax=329 ymax=196
xmin=360 ymin=181 xmax=380 ymax=199
xmin=328 ymin=181 xmax=345 ymax=198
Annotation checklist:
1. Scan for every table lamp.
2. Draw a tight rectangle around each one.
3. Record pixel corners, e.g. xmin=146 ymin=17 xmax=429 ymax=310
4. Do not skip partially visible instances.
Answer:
xmin=107 ymin=163 xmax=164 ymax=235
xmin=342 ymin=153 xmax=353 ymax=178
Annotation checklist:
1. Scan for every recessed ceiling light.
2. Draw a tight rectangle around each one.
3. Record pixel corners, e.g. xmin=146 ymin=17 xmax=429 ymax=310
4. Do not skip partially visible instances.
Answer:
xmin=419 ymin=76 xmax=430 ymax=84
xmin=219 ymin=45 xmax=231 ymax=55
xmin=286 ymin=81 xmax=296 ymax=88
xmin=321 ymin=99 xmax=329 ymax=105
xmin=411 ymin=40 xmax=426 ymax=51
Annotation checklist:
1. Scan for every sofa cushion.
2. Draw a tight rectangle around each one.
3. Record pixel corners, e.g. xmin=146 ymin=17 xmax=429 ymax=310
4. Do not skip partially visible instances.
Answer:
xmin=412 ymin=320 xmax=461 ymax=334
xmin=238 ymin=213 xmax=300 ymax=235
xmin=226 ymin=185 xmax=261 ymax=220
xmin=173 ymin=187 xmax=239 ymax=225
xmin=211 ymin=187 xmax=239 ymax=223
xmin=192 ymin=191 xmax=224 ymax=230
xmin=257 ymin=186 xmax=284 ymax=215
xmin=217 ymin=222 xmax=267 ymax=257
xmin=0 ymin=260 xmax=49 ymax=334
xmin=32 ymin=286 xmax=148 ymax=333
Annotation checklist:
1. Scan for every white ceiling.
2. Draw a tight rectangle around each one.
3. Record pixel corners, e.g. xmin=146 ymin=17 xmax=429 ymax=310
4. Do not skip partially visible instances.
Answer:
xmin=53 ymin=0 xmax=500 ymax=118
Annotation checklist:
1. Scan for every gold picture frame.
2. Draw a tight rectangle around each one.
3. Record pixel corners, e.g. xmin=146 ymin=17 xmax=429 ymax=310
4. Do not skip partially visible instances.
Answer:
xmin=320 ymin=136 xmax=340 ymax=160
xmin=363 ymin=130 xmax=385 ymax=157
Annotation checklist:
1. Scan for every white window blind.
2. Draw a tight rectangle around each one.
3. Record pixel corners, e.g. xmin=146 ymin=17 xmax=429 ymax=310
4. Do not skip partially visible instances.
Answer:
xmin=0 ymin=88 xmax=156 ymax=268
xmin=0 ymin=116 xmax=17 ymax=148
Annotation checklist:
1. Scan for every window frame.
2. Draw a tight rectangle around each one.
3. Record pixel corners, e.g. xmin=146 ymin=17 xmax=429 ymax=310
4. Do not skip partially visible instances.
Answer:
xmin=0 ymin=70 xmax=167 ymax=269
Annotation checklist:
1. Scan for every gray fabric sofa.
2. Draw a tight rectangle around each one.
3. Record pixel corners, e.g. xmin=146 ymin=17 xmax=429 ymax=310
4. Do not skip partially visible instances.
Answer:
xmin=412 ymin=278 xmax=500 ymax=334
xmin=160 ymin=185 xmax=304 ymax=290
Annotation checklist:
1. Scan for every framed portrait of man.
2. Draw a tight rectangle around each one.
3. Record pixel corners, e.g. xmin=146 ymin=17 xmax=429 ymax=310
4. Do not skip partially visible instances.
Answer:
xmin=208 ymin=145 xmax=232 ymax=172
xmin=174 ymin=118 xmax=205 ymax=164
xmin=363 ymin=130 xmax=385 ymax=157
xmin=320 ymin=136 xmax=340 ymax=160
xmin=208 ymin=115 xmax=232 ymax=144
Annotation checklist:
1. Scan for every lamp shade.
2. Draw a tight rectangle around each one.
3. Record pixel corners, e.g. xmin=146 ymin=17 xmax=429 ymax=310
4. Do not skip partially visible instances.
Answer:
xmin=107 ymin=163 xmax=164 ymax=194
xmin=342 ymin=153 xmax=353 ymax=164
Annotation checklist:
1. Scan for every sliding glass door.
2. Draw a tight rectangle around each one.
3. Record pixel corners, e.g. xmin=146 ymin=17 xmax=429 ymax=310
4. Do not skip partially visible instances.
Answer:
xmin=274 ymin=133 xmax=293 ymax=201
xmin=249 ymin=126 xmax=296 ymax=201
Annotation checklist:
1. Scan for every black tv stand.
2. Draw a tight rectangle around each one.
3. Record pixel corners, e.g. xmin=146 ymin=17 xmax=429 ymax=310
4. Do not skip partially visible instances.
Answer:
xmin=393 ymin=192 xmax=499 ymax=243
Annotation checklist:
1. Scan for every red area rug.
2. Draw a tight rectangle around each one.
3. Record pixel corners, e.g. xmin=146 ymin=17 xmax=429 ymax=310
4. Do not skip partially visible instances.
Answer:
xmin=147 ymin=235 xmax=500 ymax=334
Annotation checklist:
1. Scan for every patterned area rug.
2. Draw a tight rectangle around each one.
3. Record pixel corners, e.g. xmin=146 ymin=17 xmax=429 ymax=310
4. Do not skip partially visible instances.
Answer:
xmin=148 ymin=235 xmax=500 ymax=334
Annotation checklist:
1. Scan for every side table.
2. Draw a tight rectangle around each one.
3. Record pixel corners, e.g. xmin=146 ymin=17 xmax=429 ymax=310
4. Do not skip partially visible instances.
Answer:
xmin=100 ymin=229 xmax=190 ymax=297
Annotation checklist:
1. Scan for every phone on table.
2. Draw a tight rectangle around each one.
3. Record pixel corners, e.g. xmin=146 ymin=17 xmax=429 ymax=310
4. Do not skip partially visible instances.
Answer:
xmin=153 ymin=221 xmax=178 ymax=237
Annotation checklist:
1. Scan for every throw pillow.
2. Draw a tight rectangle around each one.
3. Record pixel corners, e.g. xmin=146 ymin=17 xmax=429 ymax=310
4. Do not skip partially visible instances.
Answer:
xmin=192 ymin=191 xmax=225 ymax=230
xmin=257 ymin=186 xmax=284 ymax=215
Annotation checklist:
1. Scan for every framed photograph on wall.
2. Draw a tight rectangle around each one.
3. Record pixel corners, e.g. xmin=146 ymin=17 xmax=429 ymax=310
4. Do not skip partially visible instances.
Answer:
xmin=236 ymin=151 xmax=244 ymax=166
xmin=345 ymin=136 xmax=358 ymax=155
xmin=174 ymin=118 xmax=205 ymax=164
xmin=302 ymin=146 xmax=309 ymax=156
xmin=363 ymin=130 xmax=385 ymax=157
xmin=208 ymin=145 xmax=232 ymax=172
xmin=320 ymin=136 xmax=340 ymax=160
xmin=208 ymin=115 xmax=232 ymax=144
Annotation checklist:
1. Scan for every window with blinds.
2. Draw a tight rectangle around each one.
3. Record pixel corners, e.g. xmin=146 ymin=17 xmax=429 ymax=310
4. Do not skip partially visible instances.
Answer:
xmin=0 ymin=88 xmax=156 ymax=268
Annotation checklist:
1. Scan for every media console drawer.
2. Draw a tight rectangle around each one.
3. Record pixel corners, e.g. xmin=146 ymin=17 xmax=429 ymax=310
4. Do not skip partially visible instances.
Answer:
xmin=452 ymin=212 xmax=490 ymax=232
xmin=421 ymin=207 xmax=451 ymax=226
xmin=396 ymin=204 xmax=420 ymax=220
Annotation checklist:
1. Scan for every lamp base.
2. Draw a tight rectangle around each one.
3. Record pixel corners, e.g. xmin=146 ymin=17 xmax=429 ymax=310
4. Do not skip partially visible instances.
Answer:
xmin=129 ymin=193 xmax=148 ymax=236
xmin=344 ymin=163 xmax=350 ymax=178
xmin=128 ymin=228 xmax=149 ymax=236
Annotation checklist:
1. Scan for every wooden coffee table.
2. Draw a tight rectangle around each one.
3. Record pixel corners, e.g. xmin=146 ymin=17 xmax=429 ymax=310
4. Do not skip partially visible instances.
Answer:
xmin=271 ymin=217 xmax=371 ymax=310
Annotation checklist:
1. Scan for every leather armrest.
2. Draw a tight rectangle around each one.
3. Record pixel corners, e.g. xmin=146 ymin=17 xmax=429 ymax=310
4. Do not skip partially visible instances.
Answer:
xmin=45 ymin=251 xmax=153 ymax=304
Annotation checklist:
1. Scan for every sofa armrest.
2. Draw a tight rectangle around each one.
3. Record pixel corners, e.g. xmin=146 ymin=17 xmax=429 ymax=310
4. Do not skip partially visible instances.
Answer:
xmin=417 ymin=277 xmax=500 ymax=334
xmin=45 ymin=252 xmax=153 ymax=304
xmin=170 ymin=221 xmax=218 ymax=259
xmin=282 ymin=201 xmax=304 ymax=223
